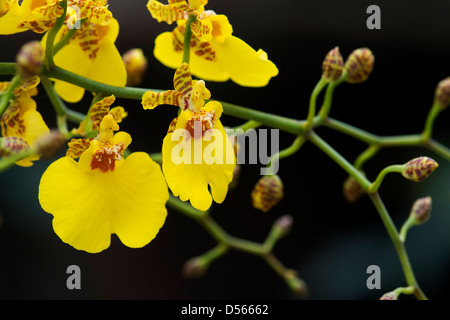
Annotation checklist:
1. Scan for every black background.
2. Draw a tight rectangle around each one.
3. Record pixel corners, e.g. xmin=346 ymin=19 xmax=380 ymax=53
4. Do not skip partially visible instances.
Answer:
xmin=0 ymin=0 xmax=449 ymax=300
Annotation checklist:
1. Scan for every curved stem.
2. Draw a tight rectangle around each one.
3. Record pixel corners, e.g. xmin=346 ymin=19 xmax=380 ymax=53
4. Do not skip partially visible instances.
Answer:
xmin=318 ymin=73 xmax=346 ymax=120
xmin=369 ymin=193 xmax=427 ymax=300
xmin=266 ymin=136 xmax=306 ymax=175
xmin=304 ymin=77 xmax=327 ymax=131
xmin=44 ymin=0 xmax=67 ymax=70
xmin=308 ymin=131 xmax=371 ymax=191
xmin=0 ymin=63 xmax=16 ymax=75
xmin=182 ymin=14 xmax=196 ymax=64
xmin=368 ymin=164 xmax=404 ymax=193
xmin=0 ymin=75 xmax=20 ymax=118
xmin=422 ymin=103 xmax=442 ymax=141
xmin=53 ymin=18 xmax=88 ymax=55
xmin=354 ymin=145 xmax=379 ymax=170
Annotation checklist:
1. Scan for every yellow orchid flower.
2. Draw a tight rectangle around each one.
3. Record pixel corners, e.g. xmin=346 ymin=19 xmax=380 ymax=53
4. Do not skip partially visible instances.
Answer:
xmin=142 ymin=63 xmax=235 ymax=211
xmin=67 ymin=94 xmax=127 ymax=159
xmin=39 ymin=113 xmax=169 ymax=253
xmin=0 ymin=0 xmax=124 ymax=103
xmin=42 ymin=15 xmax=126 ymax=103
xmin=0 ymin=76 xmax=50 ymax=167
xmin=0 ymin=0 xmax=112 ymax=34
xmin=147 ymin=0 xmax=278 ymax=87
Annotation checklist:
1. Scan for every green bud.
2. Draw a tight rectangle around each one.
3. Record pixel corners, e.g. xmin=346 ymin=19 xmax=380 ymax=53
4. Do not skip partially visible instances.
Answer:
xmin=322 ymin=46 xmax=344 ymax=82
xmin=434 ymin=77 xmax=450 ymax=110
xmin=410 ymin=196 xmax=432 ymax=225
xmin=251 ymin=175 xmax=284 ymax=212
xmin=122 ymin=48 xmax=148 ymax=87
xmin=0 ymin=136 xmax=29 ymax=157
xmin=273 ymin=214 xmax=293 ymax=237
xmin=34 ymin=130 xmax=66 ymax=159
xmin=284 ymin=269 xmax=308 ymax=297
xmin=344 ymin=48 xmax=375 ymax=83
xmin=343 ymin=176 xmax=365 ymax=203
xmin=402 ymin=156 xmax=438 ymax=182
xmin=379 ymin=292 xmax=397 ymax=300
xmin=16 ymin=41 xmax=43 ymax=79
xmin=182 ymin=257 xmax=209 ymax=278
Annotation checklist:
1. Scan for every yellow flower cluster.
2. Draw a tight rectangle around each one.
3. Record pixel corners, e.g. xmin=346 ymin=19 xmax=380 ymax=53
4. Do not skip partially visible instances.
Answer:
xmin=0 ymin=0 xmax=279 ymax=253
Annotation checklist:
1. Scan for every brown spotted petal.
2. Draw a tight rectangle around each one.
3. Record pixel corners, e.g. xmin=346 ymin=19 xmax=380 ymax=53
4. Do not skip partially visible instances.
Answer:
xmin=402 ymin=156 xmax=438 ymax=182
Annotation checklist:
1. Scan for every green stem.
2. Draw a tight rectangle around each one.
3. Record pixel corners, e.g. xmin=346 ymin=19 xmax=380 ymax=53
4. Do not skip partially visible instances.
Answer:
xmin=53 ymin=18 xmax=88 ymax=55
xmin=218 ymin=100 xmax=304 ymax=136
xmin=393 ymin=286 xmax=416 ymax=298
xmin=399 ymin=216 xmax=416 ymax=243
xmin=66 ymin=108 xmax=86 ymax=123
xmin=266 ymin=136 xmax=306 ymax=175
xmin=324 ymin=118 xmax=380 ymax=144
xmin=182 ymin=14 xmax=196 ymax=64
xmin=199 ymin=243 xmax=229 ymax=264
xmin=369 ymin=193 xmax=427 ymax=300
xmin=368 ymin=164 xmax=404 ymax=193
xmin=354 ymin=145 xmax=379 ymax=170
xmin=41 ymin=77 xmax=70 ymax=135
xmin=426 ymin=139 xmax=450 ymax=161
xmin=308 ymin=131 xmax=371 ymax=191
xmin=422 ymin=103 xmax=442 ymax=141
xmin=0 ymin=75 xmax=21 ymax=118
xmin=229 ymin=120 xmax=262 ymax=132
xmin=0 ymin=147 xmax=35 ymax=172
xmin=0 ymin=63 xmax=17 ymax=75
xmin=318 ymin=73 xmax=346 ymax=120
xmin=44 ymin=0 xmax=67 ymax=70
xmin=43 ymin=66 xmax=160 ymax=99
xmin=304 ymin=77 xmax=328 ymax=131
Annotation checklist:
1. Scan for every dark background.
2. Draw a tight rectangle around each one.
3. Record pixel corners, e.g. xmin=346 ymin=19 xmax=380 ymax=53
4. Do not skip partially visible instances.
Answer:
xmin=0 ymin=0 xmax=449 ymax=300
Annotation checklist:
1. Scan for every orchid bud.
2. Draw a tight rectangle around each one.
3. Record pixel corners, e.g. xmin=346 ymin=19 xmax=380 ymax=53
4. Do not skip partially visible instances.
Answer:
xmin=122 ymin=48 xmax=148 ymax=87
xmin=16 ymin=41 xmax=43 ymax=79
xmin=322 ymin=46 xmax=344 ymax=82
xmin=35 ymin=130 xmax=66 ymax=159
xmin=251 ymin=175 xmax=284 ymax=212
xmin=409 ymin=196 xmax=432 ymax=225
xmin=402 ymin=157 xmax=438 ymax=182
xmin=344 ymin=48 xmax=374 ymax=83
xmin=0 ymin=136 xmax=29 ymax=157
xmin=343 ymin=176 xmax=365 ymax=203
xmin=434 ymin=77 xmax=450 ymax=110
